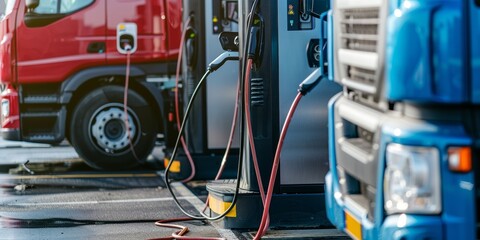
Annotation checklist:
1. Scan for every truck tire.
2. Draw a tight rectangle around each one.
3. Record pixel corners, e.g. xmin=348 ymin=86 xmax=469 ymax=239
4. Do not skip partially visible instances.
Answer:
xmin=70 ymin=85 xmax=157 ymax=170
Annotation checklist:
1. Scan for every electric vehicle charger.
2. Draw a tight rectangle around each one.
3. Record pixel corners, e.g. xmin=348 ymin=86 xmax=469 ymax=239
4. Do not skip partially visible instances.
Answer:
xmin=159 ymin=1 xmax=324 ymax=238
xmin=205 ymin=0 xmax=337 ymax=231
xmin=252 ymin=10 xmax=330 ymax=239
xmin=202 ymin=0 xmax=270 ymax=227
xmin=169 ymin=1 xmax=244 ymax=182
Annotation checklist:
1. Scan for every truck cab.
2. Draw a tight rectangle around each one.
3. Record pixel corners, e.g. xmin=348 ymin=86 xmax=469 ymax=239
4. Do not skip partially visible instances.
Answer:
xmin=0 ymin=0 xmax=181 ymax=170
xmin=326 ymin=0 xmax=480 ymax=239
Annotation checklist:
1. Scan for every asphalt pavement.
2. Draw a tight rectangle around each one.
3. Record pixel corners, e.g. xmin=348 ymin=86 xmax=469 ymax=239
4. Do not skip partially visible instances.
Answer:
xmin=0 ymin=139 xmax=348 ymax=240
xmin=0 ymin=140 xmax=223 ymax=240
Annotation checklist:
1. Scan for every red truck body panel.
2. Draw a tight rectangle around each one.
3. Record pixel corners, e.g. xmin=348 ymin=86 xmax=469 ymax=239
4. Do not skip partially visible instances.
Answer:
xmin=0 ymin=2 xmax=18 ymax=86
xmin=0 ymin=0 xmax=181 ymax=143
xmin=8 ymin=0 xmax=181 ymax=85
xmin=106 ymin=0 xmax=180 ymax=64
xmin=16 ymin=1 xmax=106 ymax=84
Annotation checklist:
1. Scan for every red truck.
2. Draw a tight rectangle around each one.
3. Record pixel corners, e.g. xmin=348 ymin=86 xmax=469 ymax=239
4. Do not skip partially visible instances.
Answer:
xmin=0 ymin=0 xmax=182 ymax=170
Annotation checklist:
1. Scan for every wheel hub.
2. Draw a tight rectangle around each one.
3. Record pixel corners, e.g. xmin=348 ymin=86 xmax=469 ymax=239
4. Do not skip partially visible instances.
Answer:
xmin=91 ymin=106 xmax=137 ymax=152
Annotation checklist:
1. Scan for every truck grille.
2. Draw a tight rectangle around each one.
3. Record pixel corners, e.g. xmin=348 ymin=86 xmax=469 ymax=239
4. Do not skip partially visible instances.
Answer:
xmin=341 ymin=9 xmax=379 ymax=52
xmin=334 ymin=1 xmax=385 ymax=97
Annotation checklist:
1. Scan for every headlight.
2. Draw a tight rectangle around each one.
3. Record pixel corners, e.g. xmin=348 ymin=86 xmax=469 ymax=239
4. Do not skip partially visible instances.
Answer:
xmin=1 ymin=99 xmax=9 ymax=118
xmin=384 ymin=143 xmax=441 ymax=214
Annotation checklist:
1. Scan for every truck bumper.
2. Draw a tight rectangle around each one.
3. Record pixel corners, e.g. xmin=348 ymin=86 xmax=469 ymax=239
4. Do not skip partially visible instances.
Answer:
xmin=1 ymin=128 xmax=21 ymax=141
xmin=380 ymin=215 xmax=443 ymax=240
xmin=1 ymin=84 xmax=20 ymax=141
xmin=327 ymin=145 xmax=476 ymax=240
xmin=326 ymin=178 xmax=444 ymax=240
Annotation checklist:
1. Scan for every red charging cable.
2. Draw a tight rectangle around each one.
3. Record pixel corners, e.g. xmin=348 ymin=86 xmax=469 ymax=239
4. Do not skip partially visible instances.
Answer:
xmin=244 ymin=59 xmax=269 ymax=228
xmin=214 ymin=76 xmax=240 ymax=181
xmin=253 ymin=92 xmax=303 ymax=239
xmin=148 ymin=217 xmax=225 ymax=240
xmin=123 ymin=49 xmax=141 ymax=162
xmin=174 ymin=16 xmax=196 ymax=183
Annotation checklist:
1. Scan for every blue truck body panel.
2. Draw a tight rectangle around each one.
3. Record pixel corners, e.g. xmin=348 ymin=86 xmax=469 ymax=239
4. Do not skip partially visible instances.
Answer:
xmin=326 ymin=0 xmax=479 ymax=239
xmin=471 ymin=2 xmax=480 ymax=103
xmin=386 ymin=0 xmax=467 ymax=103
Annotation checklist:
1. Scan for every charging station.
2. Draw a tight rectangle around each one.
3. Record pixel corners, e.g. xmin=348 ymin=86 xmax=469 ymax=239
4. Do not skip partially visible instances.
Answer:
xmin=206 ymin=0 xmax=342 ymax=229
xmin=166 ymin=0 xmax=240 ymax=180
xmin=116 ymin=23 xmax=137 ymax=54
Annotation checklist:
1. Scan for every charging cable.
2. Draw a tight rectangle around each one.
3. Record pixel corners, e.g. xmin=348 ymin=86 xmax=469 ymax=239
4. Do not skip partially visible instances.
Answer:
xmin=244 ymin=58 xmax=269 ymax=228
xmin=122 ymin=43 xmax=141 ymax=162
xmin=164 ymin=51 xmax=241 ymax=221
xmin=253 ymin=69 xmax=324 ymax=239
xmin=213 ymin=76 xmax=239 ymax=180
xmin=149 ymin=217 xmax=225 ymax=240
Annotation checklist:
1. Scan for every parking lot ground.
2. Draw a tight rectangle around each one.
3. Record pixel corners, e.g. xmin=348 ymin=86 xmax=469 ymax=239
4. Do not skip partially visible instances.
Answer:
xmin=0 ymin=140 xmax=348 ymax=240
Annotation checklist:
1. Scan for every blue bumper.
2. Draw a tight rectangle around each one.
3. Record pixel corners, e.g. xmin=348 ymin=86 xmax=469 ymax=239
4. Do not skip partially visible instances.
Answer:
xmin=326 ymin=176 xmax=442 ymax=239
xmin=380 ymin=215 xmax=442 ymax=239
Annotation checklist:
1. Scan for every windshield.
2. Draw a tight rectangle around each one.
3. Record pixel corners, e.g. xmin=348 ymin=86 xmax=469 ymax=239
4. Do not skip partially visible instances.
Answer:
xmin=0 ymin=0 xmax=15 ymax=19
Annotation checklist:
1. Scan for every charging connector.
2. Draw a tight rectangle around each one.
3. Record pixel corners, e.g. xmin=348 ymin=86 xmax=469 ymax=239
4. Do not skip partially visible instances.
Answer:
xmin=298 ymin=68 xmax=324 ymax=96
xmin=123 ymin=43 xmax=132 ymax=52
xmin=247 ymin=27 xmax=260 ymax=59
xmin=207 ymin=51 xmax=239 ymax=72
xmin=246 ymin=14 xmax=264 ymax=65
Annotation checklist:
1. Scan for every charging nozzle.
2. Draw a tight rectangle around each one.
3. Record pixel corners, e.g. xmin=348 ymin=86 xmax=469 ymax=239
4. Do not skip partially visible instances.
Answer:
xmin=298 ymin=68 xmax=324 ymax=96
xmin=247 ymin=26 xmax=260 ymax=59
xmin=246 ymin=13 xmax=264 ymax=65
xmin=123 ymin=43 xmax=132 ymax=52
xmin=207 ymin=51 xmax=239 ymax=72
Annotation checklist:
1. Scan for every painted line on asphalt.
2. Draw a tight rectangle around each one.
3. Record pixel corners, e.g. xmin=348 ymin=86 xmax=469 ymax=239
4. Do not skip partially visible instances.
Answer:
xmin=170 ymin=181 xmax=239 ymax=240
xmin=6 ymin=196 xmax=197 ymax=207
xmin=0 ymin=173 xmax=158 ymax=180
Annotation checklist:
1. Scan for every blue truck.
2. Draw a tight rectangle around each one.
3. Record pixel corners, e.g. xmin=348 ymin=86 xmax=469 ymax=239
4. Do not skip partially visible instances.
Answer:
xmin=325 ymin=0 xmax=480 ymax=239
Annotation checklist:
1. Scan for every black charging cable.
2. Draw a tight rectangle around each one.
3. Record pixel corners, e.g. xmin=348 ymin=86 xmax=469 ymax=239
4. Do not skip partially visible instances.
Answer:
xmin=164 ymin=52 xmax=242 ymax=221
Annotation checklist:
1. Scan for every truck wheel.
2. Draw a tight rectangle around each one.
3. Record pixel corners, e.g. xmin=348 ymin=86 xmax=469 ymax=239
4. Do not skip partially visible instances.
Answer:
xmin=70 ymin=85 xmax=157 ymax=170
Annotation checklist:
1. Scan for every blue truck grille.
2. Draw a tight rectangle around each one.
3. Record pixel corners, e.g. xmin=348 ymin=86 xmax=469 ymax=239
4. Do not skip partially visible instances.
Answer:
xmin=332 ymin=96 xmax=383 ymax=222
xmin=333 ymin=1 xmax=387 ymax=103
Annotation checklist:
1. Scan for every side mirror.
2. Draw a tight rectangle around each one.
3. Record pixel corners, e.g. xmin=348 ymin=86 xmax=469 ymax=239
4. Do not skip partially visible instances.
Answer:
xmin=25 ymin=0 xmax=40 ymax=12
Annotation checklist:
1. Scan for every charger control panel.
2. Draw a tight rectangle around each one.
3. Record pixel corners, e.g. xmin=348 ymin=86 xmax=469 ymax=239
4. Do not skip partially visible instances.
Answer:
xmin=117 ymin=23 xmax=137 ymax=54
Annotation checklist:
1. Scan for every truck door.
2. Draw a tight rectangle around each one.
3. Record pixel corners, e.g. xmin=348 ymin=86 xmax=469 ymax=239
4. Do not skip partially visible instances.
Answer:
xmin=15 ymin=0 xmax=106 ymax=84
